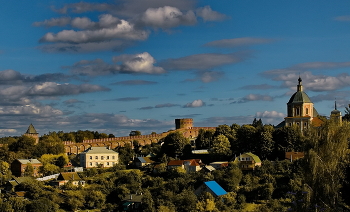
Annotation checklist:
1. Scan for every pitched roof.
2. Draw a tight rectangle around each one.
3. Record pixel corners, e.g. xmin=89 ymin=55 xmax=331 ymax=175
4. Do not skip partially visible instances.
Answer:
xmin=26 ymin=123 xmax=38 ymax=134
xmin=168 ymin=160 xmax=184 ymax=166
xmin=203 ymin=165 xmax=216 ymax=172
xmin=168 ymin=159 xmax=201 ymax=166
xmin=204 ymin=181 xmax=227 ymax=196
xmin=80 ymin=147 xmax=118 ymax=154
xmin=244 ymin=152 xmax=261 ymax=163
xmin=137 ymin=157 xmax=154 ymax=163
xmin=311 ymin=116 xmax=324 ymax=127
xmin=57 ymin=172 xmax=82 ymax=181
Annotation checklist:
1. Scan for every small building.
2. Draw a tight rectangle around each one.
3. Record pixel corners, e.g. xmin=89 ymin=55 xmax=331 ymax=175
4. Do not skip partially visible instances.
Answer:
xmin=11 ymin=159 xmax=42 ymax=177
xmin=201 ymin=165 xmax=216 ymax=173
xmin=209 ymin=161 xmax=229 ymax=169
xmin=195 ymin=181 xmax=227 ymax=197
xmin=79 ymin=146 xmax=119 ymax=168
xmin=233 ymin=152 xmax=262 ymax=170
xmin=133 ymin=157 xmax=155 ymax=168
xmin=167 ymin=159 xmax=202 ymax=173
xmin=122 ymin=193 xmax=143 ymax=212
xmin=285 ymin=152 xmax=304 ymax=161
xmin=51 ymin=172 xmax=85 ymax=187
xmin=5 ymin=177 xmax=32 ymax=192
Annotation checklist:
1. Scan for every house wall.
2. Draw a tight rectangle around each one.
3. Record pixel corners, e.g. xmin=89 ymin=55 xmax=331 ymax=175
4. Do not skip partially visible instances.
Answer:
xmin=80 ymin=152 xmax=119 ymax=168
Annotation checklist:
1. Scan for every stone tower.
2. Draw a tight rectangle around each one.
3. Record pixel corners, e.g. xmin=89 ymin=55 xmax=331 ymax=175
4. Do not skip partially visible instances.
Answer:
xmin=175 ymin=118 xmax=193 ymax=129
xmin=284 ymin=77 xmax=319 ymax=130
xmin=23 ymin=123 xmax=39 ymax=144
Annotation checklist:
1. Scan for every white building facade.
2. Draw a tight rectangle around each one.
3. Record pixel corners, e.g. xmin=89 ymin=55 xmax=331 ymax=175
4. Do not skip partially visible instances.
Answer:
xmin=79 ymin=147 xmax=119 ymax=168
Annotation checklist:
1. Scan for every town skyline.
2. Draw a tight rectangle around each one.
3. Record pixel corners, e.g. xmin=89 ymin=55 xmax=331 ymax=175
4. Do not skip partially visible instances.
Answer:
xmin=1 ymin=0 xmax=350 ymax=137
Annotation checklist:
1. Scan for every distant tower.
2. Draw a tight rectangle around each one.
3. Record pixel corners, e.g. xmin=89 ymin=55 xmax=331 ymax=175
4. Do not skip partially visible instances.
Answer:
xmin=284 ymin=77 xmax=319 ymax=130
xmin=330 ymin=101 xmax=342 ymax=124
xmin=175 ymin=118 xmax=193 ymax=129
xmin=23 ymin=123 xmax=39 ymax=144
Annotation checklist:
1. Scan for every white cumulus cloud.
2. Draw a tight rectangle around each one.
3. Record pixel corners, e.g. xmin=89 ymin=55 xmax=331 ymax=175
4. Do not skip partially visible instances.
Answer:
xmin=184 ymin=99 xmax=205 ymax=108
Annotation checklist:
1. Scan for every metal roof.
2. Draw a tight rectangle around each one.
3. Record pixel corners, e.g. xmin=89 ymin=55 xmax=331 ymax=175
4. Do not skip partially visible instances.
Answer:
xmin=26 ymin=123 xmax=38 ymax=134
xmin=204 ymin=181 xmax=227 ymax=196
xmin=80 ymin=147 xmax=118 ymax=154
xmin=288 ymin=91 xmax=312 ymax=104
xmin=17 ymin=159 xmax=41 ymax=164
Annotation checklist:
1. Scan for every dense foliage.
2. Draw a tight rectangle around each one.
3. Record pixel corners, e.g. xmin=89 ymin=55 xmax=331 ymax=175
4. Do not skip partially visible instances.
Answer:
xmin=0 ymin=120 xmax=349 ymax=211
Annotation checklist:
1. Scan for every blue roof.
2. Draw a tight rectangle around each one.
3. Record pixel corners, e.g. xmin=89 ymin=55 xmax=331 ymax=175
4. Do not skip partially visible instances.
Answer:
xmin=137 ymin=157 xmax=146 ymax=163
xmin=204 ymin=181 xmax=227 ymax=196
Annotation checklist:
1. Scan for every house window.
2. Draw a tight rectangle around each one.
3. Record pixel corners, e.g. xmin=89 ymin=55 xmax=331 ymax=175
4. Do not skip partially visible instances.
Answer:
xmin=95 ymin=162 xmax=98 ymax=166
xmin=113 ymin=162 xmax=115 ymax=165
xmin=90 ymin=162 xmax=92 ymax=166
xmin=112 ymin=156 xmax=115 ymax=160
xmin=107 ymin=156 xmax=109 ymax=160
xmin=101 ymin=156 xmax=104 ymax=160
xmin=107 ymin=162 xmax=110 ymax=166
xmin=246 ymin=158 xmax=250 ymax=161
xmin=306 ymin=108 xmax=309 ymax=114
xmin=90 ymin=156 xmax=92 ymax=159
xmin=95 ymin=156 xmax=98 ymax=159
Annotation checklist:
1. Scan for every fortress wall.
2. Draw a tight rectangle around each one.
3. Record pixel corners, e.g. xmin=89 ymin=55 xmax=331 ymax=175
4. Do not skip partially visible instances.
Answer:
xmin=64 ymin=119 xmax=217 ymax=154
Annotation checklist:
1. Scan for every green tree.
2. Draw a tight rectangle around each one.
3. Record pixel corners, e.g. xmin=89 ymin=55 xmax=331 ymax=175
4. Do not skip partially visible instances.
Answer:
xmin=84 ymin=190 xmax=106 ymax=209
xmin=257 ymin=125 xmax=275 ymax=160
xmin=27 ymin=198 xmax=58 ymax=212
xmin=64 ymin=190 xmax=85 ymax=211
xmin=209 ymin=135 xmax=232 ymax=160
xmin=273 ymin=126 xmax=304 ymax=158
xmin=236 ymin=125 xmax=258 ymax=154
xmin=303 ymin=121 xmax=350 ymax=209
xmin=343 ymin=105 xmax=350 ymax=121
xmin=195 ymin=129 xmax=214 ymax=149
xmin=24 ymin=163 xmax=34 ymax=177
xmin=117 ymin=144 xmax=134 ymax=165
xmin=9 ymin=135 xmax=36 ymax=157
xmin=40 ymin=163 xmax=59 ymax=176
xmin=160 ymin=132 xmax=190 ymax=158
xmin=130 ymin=130 xmax=141 ymax=136
xmin=55 ymin=155 xmax=68 ymax=168
xmin=214 ymin=125 xmax=236 ymax=144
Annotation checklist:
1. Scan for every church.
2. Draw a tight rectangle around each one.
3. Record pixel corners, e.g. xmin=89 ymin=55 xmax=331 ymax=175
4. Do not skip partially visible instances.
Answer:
xmin=278 ymin=77 xmax=341 ymax=130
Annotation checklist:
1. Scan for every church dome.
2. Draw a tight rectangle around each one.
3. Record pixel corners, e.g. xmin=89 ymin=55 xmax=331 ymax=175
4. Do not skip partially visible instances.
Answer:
xmin=287 ymin=77 xmax=312 ymax=104
xmin=287 ymin=91 xmax=312 ymax=104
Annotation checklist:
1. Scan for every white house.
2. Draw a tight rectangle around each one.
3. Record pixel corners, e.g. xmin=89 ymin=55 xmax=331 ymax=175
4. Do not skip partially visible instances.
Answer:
xmin=79 ymin=147 xmax=119 ymax=168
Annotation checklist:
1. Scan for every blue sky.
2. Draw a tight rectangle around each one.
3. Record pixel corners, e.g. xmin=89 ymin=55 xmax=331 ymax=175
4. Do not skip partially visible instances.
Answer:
xmin=1 ymin=0 xmax=350 ymax=137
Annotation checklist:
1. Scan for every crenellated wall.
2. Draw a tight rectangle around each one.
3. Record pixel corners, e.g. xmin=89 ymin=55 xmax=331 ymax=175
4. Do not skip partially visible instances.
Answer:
xmin=64 ymin=119 xmax=217 ymax=154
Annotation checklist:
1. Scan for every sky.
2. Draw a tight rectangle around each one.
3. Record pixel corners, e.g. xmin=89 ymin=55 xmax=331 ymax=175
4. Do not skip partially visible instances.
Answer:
xmin=1 ymin=0 xmax=350 ymax=137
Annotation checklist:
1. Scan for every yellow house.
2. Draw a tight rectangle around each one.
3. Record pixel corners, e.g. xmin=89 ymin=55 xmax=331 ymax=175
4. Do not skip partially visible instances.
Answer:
xmin=233 ymin=152 xmax=262 ymax=171
xmin=79 ymin=147 xmax=119 ymax=168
